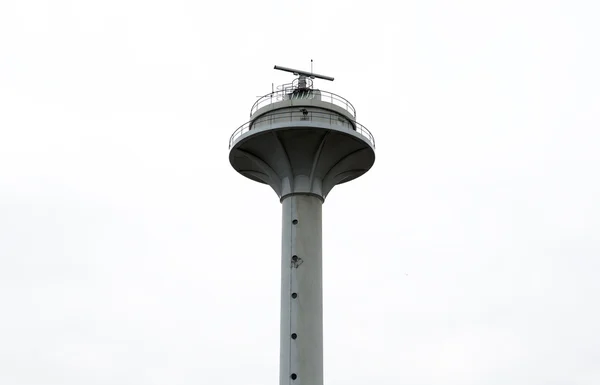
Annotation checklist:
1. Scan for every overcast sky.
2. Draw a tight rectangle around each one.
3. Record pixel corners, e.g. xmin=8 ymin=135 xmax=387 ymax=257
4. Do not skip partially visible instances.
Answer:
xmin=1 ymin=1 xmax=599 ymax=384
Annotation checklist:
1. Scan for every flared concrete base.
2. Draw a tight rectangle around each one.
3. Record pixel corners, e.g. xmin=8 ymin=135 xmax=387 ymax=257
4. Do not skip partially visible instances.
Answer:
xmin=229 ymin=124 xmax=375 ymax=201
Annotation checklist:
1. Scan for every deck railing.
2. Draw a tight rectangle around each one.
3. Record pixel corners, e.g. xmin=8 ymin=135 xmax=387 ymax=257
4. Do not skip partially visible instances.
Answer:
xmin=229 ymin=110 xmax=375 ymax=149
xmin=250 ymin=89 xmax=357 ymax=118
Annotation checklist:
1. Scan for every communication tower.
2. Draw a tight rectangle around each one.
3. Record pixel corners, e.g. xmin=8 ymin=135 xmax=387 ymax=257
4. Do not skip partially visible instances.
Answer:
xmin=228 ymin=65 xmax=376 ymax=385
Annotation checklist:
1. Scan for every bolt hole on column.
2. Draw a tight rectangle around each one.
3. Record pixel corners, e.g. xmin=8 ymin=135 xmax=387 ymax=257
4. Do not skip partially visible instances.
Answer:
xmin=291 ymin=374 xmax=297 ymax=380
xmin=291 ymin=255 xmax=298 ymax=262
xmin=291 ymin=333 xmax=297 ymax=339
xmin=291 ymin=293 xmax=298 ymax=299
xmin=292 ymin=219 xmax=298 ymax=225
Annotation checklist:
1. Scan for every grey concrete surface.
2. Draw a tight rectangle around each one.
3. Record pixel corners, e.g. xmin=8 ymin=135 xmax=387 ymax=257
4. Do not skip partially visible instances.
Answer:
xmin=280 ymin=194 xmax=323 ymax=385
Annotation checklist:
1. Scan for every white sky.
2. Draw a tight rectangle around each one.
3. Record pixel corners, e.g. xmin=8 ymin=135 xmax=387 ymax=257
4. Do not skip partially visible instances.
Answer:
xmin=1 ymin=1 xmax=599 ymax=384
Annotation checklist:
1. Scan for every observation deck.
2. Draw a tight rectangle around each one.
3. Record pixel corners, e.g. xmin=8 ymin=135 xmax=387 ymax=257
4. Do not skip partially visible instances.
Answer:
xmin=229 ymin=77 xmax=375 ymax=201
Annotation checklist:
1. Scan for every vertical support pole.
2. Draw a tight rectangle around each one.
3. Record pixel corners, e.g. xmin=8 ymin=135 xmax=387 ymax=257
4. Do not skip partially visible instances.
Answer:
xmin=280 ymin=194 xmax=323 ymax=385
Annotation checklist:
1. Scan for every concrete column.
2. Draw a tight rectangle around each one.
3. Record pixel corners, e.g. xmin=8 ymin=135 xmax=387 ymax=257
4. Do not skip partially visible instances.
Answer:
xmin=280 ymin=194 xmax=323 ymax=385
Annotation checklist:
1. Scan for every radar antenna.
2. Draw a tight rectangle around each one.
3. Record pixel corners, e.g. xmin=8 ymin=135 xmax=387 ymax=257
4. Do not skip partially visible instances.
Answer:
xmin=274 ymin=65 xmax=334 ymax=81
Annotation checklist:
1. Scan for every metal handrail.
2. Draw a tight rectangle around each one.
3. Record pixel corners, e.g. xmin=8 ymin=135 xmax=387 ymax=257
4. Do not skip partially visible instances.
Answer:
xmin=276 ymin=78 xmax=314 ymax=93
xmin=250 ymin=89 xmax=357 ymax=118
xmin=229 ymin=110 xmax=375 ymax=149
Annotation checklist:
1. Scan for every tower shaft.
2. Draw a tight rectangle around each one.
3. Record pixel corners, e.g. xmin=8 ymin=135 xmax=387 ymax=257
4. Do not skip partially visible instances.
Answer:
xmin=280 ymin=194 xmax=323 ymax=385
xmin=229 ymin=68 xmax=375 ymax=383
